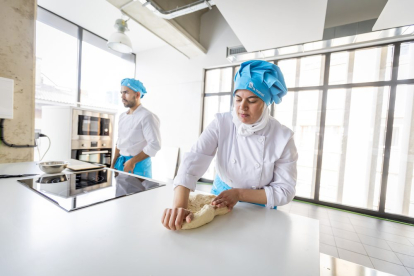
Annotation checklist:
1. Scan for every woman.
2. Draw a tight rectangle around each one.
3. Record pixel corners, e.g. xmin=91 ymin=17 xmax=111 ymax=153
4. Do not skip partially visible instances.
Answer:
xmin=162 ymin=60 xmax=298 ymax=230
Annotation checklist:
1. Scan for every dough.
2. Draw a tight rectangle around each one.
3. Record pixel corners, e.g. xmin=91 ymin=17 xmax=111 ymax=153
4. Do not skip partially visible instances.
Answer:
xmin=181 ymin=194 xmax=230 ymax=230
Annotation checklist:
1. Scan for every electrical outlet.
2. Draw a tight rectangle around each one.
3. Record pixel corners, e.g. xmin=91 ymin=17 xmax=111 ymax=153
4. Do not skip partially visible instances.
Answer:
xmin=35 ymin=129 xmax=41 ymax=140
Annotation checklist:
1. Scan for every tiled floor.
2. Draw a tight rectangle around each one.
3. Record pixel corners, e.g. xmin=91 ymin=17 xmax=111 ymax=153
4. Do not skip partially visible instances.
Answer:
xmin=280 ymin=200 xmax=414 ymax=276
xmin=196 ymin=183 xmax=414 ymax=275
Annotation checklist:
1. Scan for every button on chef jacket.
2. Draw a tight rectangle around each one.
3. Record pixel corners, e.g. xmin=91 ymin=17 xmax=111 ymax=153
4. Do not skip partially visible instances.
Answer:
xmin=117 ymin=105 xmax=161 ymax=157
xmin=173 ymin=112 xmax=298 ymax=209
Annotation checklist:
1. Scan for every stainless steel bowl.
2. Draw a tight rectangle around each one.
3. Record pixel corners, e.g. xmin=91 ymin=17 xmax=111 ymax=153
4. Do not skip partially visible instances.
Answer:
xmin=38 ymin=161 xmax=68 ymax=174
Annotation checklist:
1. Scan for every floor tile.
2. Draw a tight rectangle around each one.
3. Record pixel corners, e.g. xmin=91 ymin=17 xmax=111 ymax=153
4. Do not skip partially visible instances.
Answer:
xmin=353 ymin=225 xmax=383 ymax=238
xmin=330 ymin=220 xmax=356 ymax=232
xmin=308 ymin=211 xmax=329 ymax=219
xmin=396 ymin=253 xmax=414 ymax=268
xmin=370 ymin=258 xmax=411 ymax=276
xmin=380 ymin=232 xmax=414 ymax=246
xmin=320 ymin=233 xmax=336 ymax=246
xmin=320 ymin=224 xmax=334 ymax=235
xmin=363 ymin=244 xmax=402 ymax=265
xmin=329 ymin=215 xmax=351 ymax=224
xmin=337 ymin=248 xmax=374 ymax=268
xmin=335 ymin=236 xmax=367 ymax=255
xmin=319 ymin=218 xmax=331 ymax=226
xmin=358 ymin=234 xmax=392 ymax=250
xmin=320 ymin=243 xmax=339 ymax=258
xmin=332 ymin=228 xmax=360 ymax=242
xmin=387 ymin=241 xmax=414 ymax=256
xmin=289 ymin=209 xmax=309 ymax=217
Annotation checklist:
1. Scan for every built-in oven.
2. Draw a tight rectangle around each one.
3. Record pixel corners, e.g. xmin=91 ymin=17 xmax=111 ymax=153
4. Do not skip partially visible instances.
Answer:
xmin=71 ymin=108 xmax=115 ymax=167
xmin=71 ymin=148 xmax=112 ymax=167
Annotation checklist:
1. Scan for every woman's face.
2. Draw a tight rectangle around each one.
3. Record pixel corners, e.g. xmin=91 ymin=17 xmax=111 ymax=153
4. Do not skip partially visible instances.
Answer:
xmin=234 ymin=89 xmax=265 ymax=124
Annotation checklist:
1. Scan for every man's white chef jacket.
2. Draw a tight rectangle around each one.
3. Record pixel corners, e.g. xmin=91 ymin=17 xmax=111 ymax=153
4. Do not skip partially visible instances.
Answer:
xmin=117 ymin=105 xmax=161 ymax=157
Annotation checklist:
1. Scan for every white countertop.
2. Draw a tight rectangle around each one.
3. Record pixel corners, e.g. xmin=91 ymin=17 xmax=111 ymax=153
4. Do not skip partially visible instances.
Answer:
xmin=0 ymin=161 xmax=320 ymax=276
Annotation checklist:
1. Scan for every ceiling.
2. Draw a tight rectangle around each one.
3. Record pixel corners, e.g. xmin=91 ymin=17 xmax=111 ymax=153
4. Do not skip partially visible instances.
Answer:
xmin=324 ymin=0 xmax=387 ymax=28
xmin=36 ymin=0 xmax=406 ymax=56
xmin=214 ymin=0 xmax=328 ymax=52
xmin=38 ymin=0 xmax=167 ymax=53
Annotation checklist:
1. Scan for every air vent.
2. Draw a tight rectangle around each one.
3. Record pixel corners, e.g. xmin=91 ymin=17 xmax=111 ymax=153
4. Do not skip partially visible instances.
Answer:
xmin=227 ymin=46 xmax=247 ymax=56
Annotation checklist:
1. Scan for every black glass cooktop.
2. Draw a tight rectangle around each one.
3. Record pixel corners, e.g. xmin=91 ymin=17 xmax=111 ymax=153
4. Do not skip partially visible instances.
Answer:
xmin=17 ymin=169 xmax=164 ymax=212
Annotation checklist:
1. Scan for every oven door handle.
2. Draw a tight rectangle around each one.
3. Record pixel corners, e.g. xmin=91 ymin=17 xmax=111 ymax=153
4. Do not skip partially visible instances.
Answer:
xmin=81 ymin=151 xmax=109 ymax=155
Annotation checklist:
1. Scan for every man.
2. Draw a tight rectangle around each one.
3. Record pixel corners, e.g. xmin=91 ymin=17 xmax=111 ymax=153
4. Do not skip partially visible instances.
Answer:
xmin=111 ymin=78 xmax=161 ymax=178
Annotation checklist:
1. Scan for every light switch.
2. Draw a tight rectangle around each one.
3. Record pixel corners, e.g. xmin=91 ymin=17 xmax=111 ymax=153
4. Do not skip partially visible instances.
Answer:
xmin=0 ymin=77 xmax=14 ymax=119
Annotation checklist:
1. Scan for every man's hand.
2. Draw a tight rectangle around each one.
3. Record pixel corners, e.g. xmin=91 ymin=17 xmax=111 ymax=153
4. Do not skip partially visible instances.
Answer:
xmin=162 ymin=208 xmax=193 ymax=230
xmin=211 ymin=189 xmax=240 ymax=211
xmin=123 ymin=159 xmax=136 ymax=173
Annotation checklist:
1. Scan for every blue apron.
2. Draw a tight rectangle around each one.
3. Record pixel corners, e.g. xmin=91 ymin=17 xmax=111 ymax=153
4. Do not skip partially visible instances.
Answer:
xmin=114 ymin=155 xmax=152 ymax=178
xmin=211 ymin=175 xmax=277 ymax=209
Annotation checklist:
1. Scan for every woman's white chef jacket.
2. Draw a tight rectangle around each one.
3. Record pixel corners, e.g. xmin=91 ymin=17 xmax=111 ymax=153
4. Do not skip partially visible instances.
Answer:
xmin=173 ymin=112 xmax=298 ymax=208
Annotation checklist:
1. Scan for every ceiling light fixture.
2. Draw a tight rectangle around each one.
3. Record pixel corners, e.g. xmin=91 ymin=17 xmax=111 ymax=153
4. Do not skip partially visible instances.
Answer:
xmin=107 ymin=19 xmax=133 ymax=54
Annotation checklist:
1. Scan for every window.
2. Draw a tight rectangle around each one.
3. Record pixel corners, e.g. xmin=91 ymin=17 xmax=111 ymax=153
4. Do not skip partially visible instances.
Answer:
xmin=80 ymin=30 xmax=135 ymax=110
xmin=319 ymin=87 xmax=389 ymax=210
xmin=386 ymin=85 xmax=414 ymax=217
xmin=34 ymin=7 xmax=135 ymax=161
xmin=35 ymin=8 xmax=79 ymax=130
xmin=274 ymin=90 xmax=322 ymax=198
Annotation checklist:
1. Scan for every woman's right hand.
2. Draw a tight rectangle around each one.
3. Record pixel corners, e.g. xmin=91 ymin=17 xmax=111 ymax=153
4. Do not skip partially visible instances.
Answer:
xmin=161 ymin=208 xmax=193 ymax=230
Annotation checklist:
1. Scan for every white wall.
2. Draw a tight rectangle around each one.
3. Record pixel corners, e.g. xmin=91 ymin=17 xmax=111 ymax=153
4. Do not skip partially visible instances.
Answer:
xmin=135 ymin=7 xmax=241 ymax=162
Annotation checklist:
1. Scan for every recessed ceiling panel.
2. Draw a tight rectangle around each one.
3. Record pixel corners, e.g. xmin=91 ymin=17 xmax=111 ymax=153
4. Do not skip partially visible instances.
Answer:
xmin=373 ymin=0 xmax=414 ymax=31
xmin=214 ymin=0 xmax=328 ymax=52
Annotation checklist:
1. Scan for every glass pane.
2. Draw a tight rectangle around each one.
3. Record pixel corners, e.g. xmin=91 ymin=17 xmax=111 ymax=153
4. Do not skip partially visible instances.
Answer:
xmin=329 ymin=46 xmax=393 ymax=85
xmin=205 ymin=67 xmax=233 ymax=93
xmin=385 ymin=85 xmax=414 ymax=218
xmin=201 ymin=95 xmax=231 ymax=181
xmin=278 ymin=59 xmax=297 ymax=88
xmin=278 ymin=55 xmax=324 ymax=88
xmin=329 ymin=52 xmax=350 ymax=85
xmin=202 ymin=96 xmax=231 ymax=131
xmin=299 ymin=55 xmax=324 ymax=87
xmin=320 ymin=87 xmax=390 ymax=210
xmin=35 ymin=21 xmax=78 ymax=105
xmin=274 ymin=90 xmax=322 ymax=198
xmin=398 ymin=42 xmax=414 ymax=80
xmin=80 ymin=31 xmax=135 ymax=111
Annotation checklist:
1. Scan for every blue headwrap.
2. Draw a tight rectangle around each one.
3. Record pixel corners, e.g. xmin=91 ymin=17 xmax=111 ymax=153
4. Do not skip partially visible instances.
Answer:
xmin=234 ymin=60 xmax=287 ymax=105
xmin=121 ymin=78 xmax=147 ymax=98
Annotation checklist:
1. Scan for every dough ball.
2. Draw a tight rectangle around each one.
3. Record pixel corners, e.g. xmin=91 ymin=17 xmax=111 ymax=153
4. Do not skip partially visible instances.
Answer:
xmin=182 ymin=194 xmax=230 ymax=230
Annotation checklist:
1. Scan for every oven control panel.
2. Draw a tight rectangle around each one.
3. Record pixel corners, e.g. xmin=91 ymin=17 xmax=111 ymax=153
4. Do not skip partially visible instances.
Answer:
xmin=72 ymin=140 xmax=112 ymax=150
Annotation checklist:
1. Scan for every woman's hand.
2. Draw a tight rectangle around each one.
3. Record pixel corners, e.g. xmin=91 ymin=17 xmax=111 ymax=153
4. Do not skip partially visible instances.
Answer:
xmin=162 ymin=208 xmax=194 ymax=230
xmin=212 ymin=189 xmax=240 ymax=211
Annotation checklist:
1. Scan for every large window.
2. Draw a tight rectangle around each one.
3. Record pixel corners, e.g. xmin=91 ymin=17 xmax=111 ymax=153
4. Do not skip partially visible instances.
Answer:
xmin=202 ymin=41 xmax=414 ymax=222
xmin=35 ymin=7 xmax=135 ymax=131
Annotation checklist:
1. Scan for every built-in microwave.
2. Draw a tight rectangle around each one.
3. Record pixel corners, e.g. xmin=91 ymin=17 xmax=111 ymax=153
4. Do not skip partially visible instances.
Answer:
xmin=72 ymin=109 xmax=114 ymax=141
xmin=77 ymin=115 xmax=111 ymax=136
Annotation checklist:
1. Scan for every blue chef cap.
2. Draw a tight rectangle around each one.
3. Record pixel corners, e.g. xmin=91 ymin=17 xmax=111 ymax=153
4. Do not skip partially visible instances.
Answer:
xmin=234 ymin=60 xmax=287 ymax=105
xmin=121 ymin=78 xmax=147 ymax=98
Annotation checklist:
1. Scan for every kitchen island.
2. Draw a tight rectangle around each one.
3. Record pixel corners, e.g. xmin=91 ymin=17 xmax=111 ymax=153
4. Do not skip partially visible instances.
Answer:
xmin=0 ymin=161 xmax=320 ymax=275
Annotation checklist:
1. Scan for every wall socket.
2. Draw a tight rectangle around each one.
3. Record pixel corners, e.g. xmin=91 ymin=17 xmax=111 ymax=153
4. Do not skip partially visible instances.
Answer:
xmin=35 ymin=129 xmax=41 ymax=140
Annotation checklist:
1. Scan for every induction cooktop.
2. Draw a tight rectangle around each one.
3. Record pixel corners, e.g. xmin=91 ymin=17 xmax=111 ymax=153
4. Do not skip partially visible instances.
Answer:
xmin=17 ymin=169 xmax=165 ymax=212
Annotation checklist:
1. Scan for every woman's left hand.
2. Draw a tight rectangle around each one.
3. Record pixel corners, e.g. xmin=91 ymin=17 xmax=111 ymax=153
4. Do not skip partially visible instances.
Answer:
xmin=211 ymin=189 xmax=240 ymax=211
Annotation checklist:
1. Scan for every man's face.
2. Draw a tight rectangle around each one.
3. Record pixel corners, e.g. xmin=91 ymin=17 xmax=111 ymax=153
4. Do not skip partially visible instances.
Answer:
xmin=120 ymin=86 xmax=140 ymax=108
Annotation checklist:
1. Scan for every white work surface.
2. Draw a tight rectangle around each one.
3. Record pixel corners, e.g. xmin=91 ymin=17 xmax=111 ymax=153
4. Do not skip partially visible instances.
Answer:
xmin=0 ymin=162 xmax=320 ymax=276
